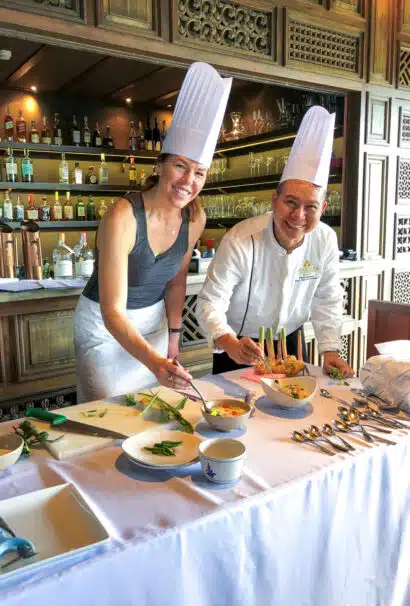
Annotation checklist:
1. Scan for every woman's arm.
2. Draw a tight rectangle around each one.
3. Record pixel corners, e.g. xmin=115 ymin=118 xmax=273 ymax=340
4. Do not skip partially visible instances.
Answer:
xmin=97 ymin=199 xmax=192 ymax=388
xmin=165 ymin=208 xmax=206 ymax=360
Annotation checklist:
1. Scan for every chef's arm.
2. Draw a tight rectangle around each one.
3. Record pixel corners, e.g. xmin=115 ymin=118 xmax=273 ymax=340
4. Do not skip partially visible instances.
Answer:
xmin=97 ymin=199 xmax=191 ymax=388
xmin=164 ymin=208 xmax=206 ymax=359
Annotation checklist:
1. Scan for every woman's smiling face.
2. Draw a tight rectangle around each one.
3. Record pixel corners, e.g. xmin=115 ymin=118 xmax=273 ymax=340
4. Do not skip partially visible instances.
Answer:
xmin=156 ymin=155 xmax=208 ymax=209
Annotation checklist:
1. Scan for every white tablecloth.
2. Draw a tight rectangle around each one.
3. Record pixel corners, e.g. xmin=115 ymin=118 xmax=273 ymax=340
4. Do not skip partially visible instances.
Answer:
xmin=1 ymin=367 xmax=410 ymax=606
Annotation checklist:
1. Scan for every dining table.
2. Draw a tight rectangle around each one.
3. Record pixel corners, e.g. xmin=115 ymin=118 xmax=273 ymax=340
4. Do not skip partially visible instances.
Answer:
xmin=1 ymin=365 xmax=410 ymax=606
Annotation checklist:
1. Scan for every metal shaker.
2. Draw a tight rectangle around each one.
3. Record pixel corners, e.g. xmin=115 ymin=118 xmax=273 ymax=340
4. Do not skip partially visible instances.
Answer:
xmin=0 ymin=221 xmax=16 ymax=278
xmin=21 ymin=220 xmax=43 ymax=279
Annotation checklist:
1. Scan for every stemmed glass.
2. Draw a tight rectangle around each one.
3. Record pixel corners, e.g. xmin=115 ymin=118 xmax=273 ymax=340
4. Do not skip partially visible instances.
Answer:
xmin=220 ymin=158 xmax=227 ymax=181
xmin=255 ymin=157 xmax=262 ymax=177
xmin=265 ymin=156 xmax=273 ymax=175
xmin=248 ymin=152 xmax=257 ymax=177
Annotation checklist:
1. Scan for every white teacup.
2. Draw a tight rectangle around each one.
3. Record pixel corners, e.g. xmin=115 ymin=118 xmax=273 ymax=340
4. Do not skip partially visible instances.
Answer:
xmin=199 ymin=438 xmax=246 ymax=484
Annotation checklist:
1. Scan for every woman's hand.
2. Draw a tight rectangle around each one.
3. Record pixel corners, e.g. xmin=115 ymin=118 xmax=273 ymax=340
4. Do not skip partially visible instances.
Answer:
xmin=151 ymin=356 xmax=192 ymax=390
xmin=167 ymin=332 xmax=180 ymax=362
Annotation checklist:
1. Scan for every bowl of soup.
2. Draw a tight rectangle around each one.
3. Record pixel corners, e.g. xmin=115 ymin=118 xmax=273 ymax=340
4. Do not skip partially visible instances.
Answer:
xmin=201 ymin=398 xmax=252 ymax=432
xmin=0 ymin=433 xmax=24 ymax=471
xmin=260 ymin=376 xmax=318 ymax=409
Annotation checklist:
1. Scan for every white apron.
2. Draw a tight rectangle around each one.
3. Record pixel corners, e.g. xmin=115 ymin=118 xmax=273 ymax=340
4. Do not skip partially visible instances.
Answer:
xmin=74 ymin=295 xmax=168 ymax=404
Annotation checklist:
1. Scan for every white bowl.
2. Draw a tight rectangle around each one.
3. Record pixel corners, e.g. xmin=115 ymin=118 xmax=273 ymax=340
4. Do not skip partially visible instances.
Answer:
xmin=0 ymin=433 xmax=24 ymax=471
xmin=199 ymin=438 xmax=246 ymax=483
xmin=260 ymin=376 xmax=318 ymax=409
xmin=201 ymin=398 xmax=252 ymax=432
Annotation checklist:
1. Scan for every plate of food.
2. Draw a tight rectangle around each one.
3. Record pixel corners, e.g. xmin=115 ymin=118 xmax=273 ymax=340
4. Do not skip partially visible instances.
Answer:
xmin=122 ymin=429 xmax=202 ymax=469
xmin=260 ymin=376 xmax=318 ymax=409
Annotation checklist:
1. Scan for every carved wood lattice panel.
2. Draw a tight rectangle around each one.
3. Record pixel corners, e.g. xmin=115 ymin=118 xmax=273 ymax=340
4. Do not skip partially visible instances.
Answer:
xmin=177 ymin=0 xmax=272 ymax=56
xmin=0 ymin=392 xmax=76 ymax=422
xmin=400 ymin=111 xmax=410 ymax=148
xmin=340 ymin=278 xmax=353 ymax=316
xmin=340 ymin=333 xmax=350 ymax=362
xmin=393 ymin=271 xmax=410 ymax=304
xmin=181 ymin=295 xmax=207 ymax=348
xmin=1 ymin=0 xmax=83 ymax=20
xmin=395 ymin=216 xmax=410 ymax=255
xmin=287 ymin=19 xmax=359 ymax=73
xmin=399 ymin=49 xmax=410 ymax=88
xmin=334 ymin=0 xmax=360 ymax=12
xmin=398 ymin=160 xmax=410 ymax=202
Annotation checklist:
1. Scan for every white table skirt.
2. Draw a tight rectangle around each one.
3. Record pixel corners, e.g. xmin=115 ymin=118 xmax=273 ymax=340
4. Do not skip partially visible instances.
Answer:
xmin=1 ymin=367 xmax=410 ymax=606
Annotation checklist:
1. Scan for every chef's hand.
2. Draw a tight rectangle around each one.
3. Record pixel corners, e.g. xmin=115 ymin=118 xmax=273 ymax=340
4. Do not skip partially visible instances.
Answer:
xmin=216 ymin=334 xmax=262 ymax=366
xmin=323 ymin=351 xmax=354 ymax=378
xmin=151 ymin=355 xmax=192 ymax=390
xmin=167 ymin=332 xmax=180 ymax=362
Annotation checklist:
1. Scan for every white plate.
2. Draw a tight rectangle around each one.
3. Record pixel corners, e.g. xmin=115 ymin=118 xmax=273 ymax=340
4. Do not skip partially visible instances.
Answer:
xmin=126 ymin=454 xmax=199 ymax=471
xmin=122 ymin=430 xmax=202 ymax=468
xmin=0 ymin=483 xmax=109 ymax=578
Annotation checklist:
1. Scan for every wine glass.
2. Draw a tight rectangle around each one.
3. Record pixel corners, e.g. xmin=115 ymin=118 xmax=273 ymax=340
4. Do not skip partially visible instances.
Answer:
xmin=248 ymin=152 xmax=256 ymax=177
xmin=265 ymin=156 xmax=273 ymax=175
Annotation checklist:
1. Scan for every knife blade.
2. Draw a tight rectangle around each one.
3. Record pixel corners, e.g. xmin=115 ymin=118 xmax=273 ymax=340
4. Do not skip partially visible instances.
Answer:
xmin=25 ymin=408 xmax=127 ymax=440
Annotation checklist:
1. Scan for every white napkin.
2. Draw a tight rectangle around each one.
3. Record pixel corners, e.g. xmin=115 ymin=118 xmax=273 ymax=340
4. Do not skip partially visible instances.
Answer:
xmin=359 ymin=354 xmax=410 ymax=413
xmin=376 ymin=340 xmax=410 ymax=361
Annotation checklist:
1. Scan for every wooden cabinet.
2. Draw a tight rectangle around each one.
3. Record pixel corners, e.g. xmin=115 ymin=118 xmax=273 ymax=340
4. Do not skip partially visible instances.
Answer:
xmin=0 ymin=0 xmax=86 ymax=22
xmin=96 ymin=0 xmax=160 ymax=37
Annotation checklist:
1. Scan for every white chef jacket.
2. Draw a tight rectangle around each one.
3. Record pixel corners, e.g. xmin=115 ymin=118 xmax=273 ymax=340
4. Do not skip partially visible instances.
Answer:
xmin=196 ymin=212 xmax=342 ymax=353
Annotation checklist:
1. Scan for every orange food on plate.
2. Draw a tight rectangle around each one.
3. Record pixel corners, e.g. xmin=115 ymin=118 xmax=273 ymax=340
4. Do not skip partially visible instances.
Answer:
xmin=254 ymin=356 xmax=305 ymax=377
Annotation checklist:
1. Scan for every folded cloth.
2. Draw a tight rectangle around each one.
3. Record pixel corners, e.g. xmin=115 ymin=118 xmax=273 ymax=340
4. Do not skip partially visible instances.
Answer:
xmin=359 ymin=355 xmax=410 ymax=413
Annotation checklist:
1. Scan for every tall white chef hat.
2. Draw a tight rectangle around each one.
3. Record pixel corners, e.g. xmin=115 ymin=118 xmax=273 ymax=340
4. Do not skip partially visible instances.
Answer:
xmin=280 ymin=106 xmax=336 ymax=188
xmin=162 ymin=62 xmax=232 ymax=169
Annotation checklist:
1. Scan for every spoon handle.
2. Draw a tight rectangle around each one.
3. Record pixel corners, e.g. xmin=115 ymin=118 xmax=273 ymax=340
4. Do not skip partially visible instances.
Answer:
xmin=359 ymin=425 xmax=373 ymax=442
xmin=333 ymin=434 xmax=355 ymax=451
xmin=365 ymin=432 xmax=397 ymax=446
xmin=310 ymin=441 xmax=335 ymax=456
xmin=361 ymin=423 xmax=392 ymax=434
xmin=320 ymin=436 xmax=349 ymax=453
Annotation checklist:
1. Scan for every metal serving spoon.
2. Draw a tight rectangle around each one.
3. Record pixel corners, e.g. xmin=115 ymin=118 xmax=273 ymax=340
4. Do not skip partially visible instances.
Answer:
xmin=173 ymin=359 xmax=212 ymax=413
xmin=337 ymin=407 xmax=393 ymax=433
xmin=308 ymin=425 xmax=349 ymax=452
xmin=333 ymin=419 xmax=396 ymax=445
xmin=351 ymin=388 xmax=398 ymax=411
xmin=349 ymin=406 xmax=404 ymax=430
xmin=320 ymin=389 xmax=352 ymax=407
xmin=364 ymin=407 xmax=409 ymax=429
xmin=322 ymin=423 xmax=355 ymax=451
xmin=292 ymin=430 xmax=335 ymax=455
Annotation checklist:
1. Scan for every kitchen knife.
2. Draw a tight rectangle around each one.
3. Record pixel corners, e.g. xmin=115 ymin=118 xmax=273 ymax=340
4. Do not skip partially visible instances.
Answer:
xmin=25 ymin=408 xmax=127 ymax=440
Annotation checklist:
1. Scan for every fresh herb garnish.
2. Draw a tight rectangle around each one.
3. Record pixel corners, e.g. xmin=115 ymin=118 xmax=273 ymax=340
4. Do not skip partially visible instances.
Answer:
xmin=129 ymin=390 xmax=193 ymax=434
xmin=80 ymin=408 xmax=108 ymax=418
xmin=144 ymin=440 xmax=183 ymax=456
xmin=329 ymin=366 xmax=350 ymax=385
xmin=122 ymin=394 xmax=138 ymax=407
xmin=13 ymin=420 xmax=49 ymax=456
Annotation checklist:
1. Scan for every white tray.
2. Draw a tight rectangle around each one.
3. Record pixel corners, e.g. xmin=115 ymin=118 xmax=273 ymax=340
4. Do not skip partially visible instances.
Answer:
xmin=0 ymin=483 xmax=109 ymax=578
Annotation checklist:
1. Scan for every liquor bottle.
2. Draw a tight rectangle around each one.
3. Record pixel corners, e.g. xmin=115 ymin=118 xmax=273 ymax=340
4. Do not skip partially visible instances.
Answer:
xmin=14 ymin=195 xmax=25 ymax=221
xmin=72 ymin=115 xmax=81 ymax=147
xmin=4 ymin=105 xmax=14 ymax=142
xmin=16 ymin=110 xmax=27 ymax=143
xmin=98 ymin=153 xmax=108 ymax=184
xmin=72 ymin=161 xmax=83 ymax=184
xmin=29 ymin=120 xmax=40 ymax=144
xmin=129 ymin=121 xmax=137 ymax=151
xmin=63 ymin=191 xmax=74 ymax=221
xmin=5 ymin=148 xmax=18 ymax=182
xmin=83 ymin=116 xmax=91 ymax=147
xmin=41 ymin=116 xmax=52 ymax=145
xmin=98 ymin=199 xmax=108 ymax=219
xmin=129 ymin=156 xmax=137 ymax=186
xmin=21 ymin=149 xmax=34 ymax=183
xmin=53 ymin=113 xmax=63 ymax=146
xmin=26 ymin=194 xmax=39 ymax=221
xmin=39 ymin=196 xmax=51 ymax=221
xmin=144 ymin=116 xmax=153 ymax=151
xmin=85 ymin=165 xmax=98 ymax=184
xmin=153 ymin=118 xmax=161 ymax=152
xmin=0 ymin=201 xmax=2 ymax=219
xmin=74 ymin=232 xmax=94 ymax=278
xmin=103 ymin=125 xmax=114 ymax=148
xmin=139 ymin=168 xmax=147 ymax=187
xmin=53 ymin=233 xmax=73 ymax=279
xmin=42 ymin=257 xmax=51 ymax=279
xmin=3 ymin=190 xmax=13 ymax=221
xmin=59 ymin=152 xmax=69 ymax=184
xmin=92 ymin=122 xmax=102 ymax=147
xmin=75 ymin=195 xmax=86 ymax=221
xmin=160 ymin=120 xmax=167 ymax=149
xmin=51 ymin=191 xmax=63 ymax=221
xmin=86 ymin=195 xmax=96 ymax=220
xmin=137 ymin=119 xmax=145 ymax=151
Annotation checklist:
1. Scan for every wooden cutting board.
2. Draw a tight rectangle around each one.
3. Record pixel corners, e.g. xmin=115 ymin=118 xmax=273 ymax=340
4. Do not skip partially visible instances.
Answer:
xmin=29 ymin=390 xmax=201 ymax=461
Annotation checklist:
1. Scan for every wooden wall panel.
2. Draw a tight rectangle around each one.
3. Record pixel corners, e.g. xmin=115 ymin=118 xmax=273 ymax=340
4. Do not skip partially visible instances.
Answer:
xmin=0 ymin=0 xmax=85 ymax=22
xmin=96 ymin=0 xmax=157 ymax=35
xmin=368 ymin=0 xmax=394 ymax=85
xmin=366 ymin=93 xmax=391 ymax=144
xmin=400 ymin=0 xmax=410 ymax=33
xmin=362 ymin=154 xmax=387 ymax=259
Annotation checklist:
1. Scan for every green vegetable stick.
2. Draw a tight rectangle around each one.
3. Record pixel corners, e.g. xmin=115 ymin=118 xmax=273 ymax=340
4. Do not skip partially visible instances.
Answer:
xmin=281 ymin=328 xmax=288 ymax=358
xmin=259 ymin=326 xmax=265 ymax=355
xmin=266 ymin=327 xmax=275 ymax=361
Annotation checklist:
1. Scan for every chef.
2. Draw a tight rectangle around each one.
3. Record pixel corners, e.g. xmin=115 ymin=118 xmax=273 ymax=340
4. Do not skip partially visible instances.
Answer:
xmin=196 ymin=106 xmax=354 ymax=377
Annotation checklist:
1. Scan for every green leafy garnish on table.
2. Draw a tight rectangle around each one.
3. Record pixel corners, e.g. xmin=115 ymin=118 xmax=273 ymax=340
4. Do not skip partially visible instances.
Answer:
xmin=13 ymin=420 xmax=49 ymax=456
xmin=123 ymin=390 xmax=193 ymax=434
xmin=328 ymin=366 xmax=350 ymax=386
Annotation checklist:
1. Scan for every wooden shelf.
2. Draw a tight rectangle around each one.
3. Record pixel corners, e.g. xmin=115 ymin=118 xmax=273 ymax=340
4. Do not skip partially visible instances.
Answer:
xmin=206 ymin=216 xmax=341 ymax=229
xmin=3 ymin=220 xmax=99 ymax=231
xmin=0 ymin=142 xmax=157 ymax=163
xmin=0 ymin=182 xmax=136 ymax=193
xmin=202 ymin=170 xmax=342 ymax=194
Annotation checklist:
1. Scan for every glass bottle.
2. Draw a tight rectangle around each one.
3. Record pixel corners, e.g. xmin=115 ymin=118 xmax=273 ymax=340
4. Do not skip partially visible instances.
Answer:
xmin=53 ymin=113 xmax=63 ymax=146
xmin=51 ymin=191 xmax=63 ymax=221
xmin=76 ymin=195 xmax=86 ymax=221
xmin=3 ymin=190 xmax=13 ymax=221
xmin=137 ymin=119 xmax=145 ymax=151
xmin=86 ymin=195 xmax=96 ymax=220
xmin=42 ymin=257 xmax=51 ymax=279
xmin=160 ymin=120 xmax=167 ymax=150
xmin=21 ymin=149 xmax=34 ymax=183
xmin=26 ymin=194 xmax=39 ymax=221
xmin=39 ymin=196 xmax=51 ymax=221
xmin=59 ymin=152 xmax=69 ymax=184
xmin=16 ymin=110 xmax=27 ymax=143
xmin=53 ymin=232 xmax=73 ymax=279
xmin=103 ymin=125 xmax=114 ymax=148
xmin=99 ymin=153 xmax=108 ymax=184
xmin=4 ymin=105 xmax=14 ymax=142
xmin=0 ymin=201 xmax=2 ymax=219
xmin=63 ymin=191 xmax=74 ymax=221
xmin=5 ymin=148 xmax=18 ymax=182
xmin=41 ymin=116 xmax=52 ymax=145
xmin=129 ymin=156 xmax=137 ymax=186
xmin=72 ymin=115 xmax=81 ymax=147
xmin=72 ymin=161 xmax=83 ymax=184
xmin=29 ymin=120 xmax=40 ymax=144
xmin=92 ymin=122 xmax=102 ymax=147
xmin=139 ymin=168 xmax=147 ymax=187
xmin=14 ymin=195 xmax=25 ymax=221
xmin=153 ymin=118 xmax=161 ymax=152
xmin=74 ymin=232 xmax=94 ymax=278
xmin=98 ymin=198 xmax=108 ymax=219
xmin=85 ymin=165 xmax=98 ymax=184
xmin=144 ymin=116 xmax=153 ymax=151
xmin=129 ymin=121 xmax=137 ymax=151
xmin=83 ymin=116 xmax=91 ymax=147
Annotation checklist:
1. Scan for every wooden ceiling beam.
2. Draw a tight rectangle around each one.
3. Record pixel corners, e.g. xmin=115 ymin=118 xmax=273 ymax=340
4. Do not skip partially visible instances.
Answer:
xmin=107 ymin=65 xmax=166 ymax=100
xmin=6 ymin=44 xmax=48 ymax=84
xmin=58 ymin=55 xmax=109 ymax=93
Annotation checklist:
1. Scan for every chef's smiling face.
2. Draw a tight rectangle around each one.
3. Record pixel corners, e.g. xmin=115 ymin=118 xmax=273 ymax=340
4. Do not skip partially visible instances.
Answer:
xmin=271 ymin=179 xmax=327 ymax=251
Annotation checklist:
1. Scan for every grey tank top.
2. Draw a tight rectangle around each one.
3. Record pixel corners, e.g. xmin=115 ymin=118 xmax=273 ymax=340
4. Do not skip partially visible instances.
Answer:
xmin=83 ymin=191 xmax=189 ymax=310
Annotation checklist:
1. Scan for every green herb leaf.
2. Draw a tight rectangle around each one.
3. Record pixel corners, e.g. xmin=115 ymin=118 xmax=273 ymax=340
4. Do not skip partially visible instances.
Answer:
xmin=122 ymin=394 xmax=138 ymax=407
xmin=13 ymin=420 xmax=49 ymax=457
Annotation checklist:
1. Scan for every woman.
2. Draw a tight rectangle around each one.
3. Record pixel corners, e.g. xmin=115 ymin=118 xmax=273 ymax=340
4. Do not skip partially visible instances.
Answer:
xmin=74 ymin=62 xmax=232 ymax=403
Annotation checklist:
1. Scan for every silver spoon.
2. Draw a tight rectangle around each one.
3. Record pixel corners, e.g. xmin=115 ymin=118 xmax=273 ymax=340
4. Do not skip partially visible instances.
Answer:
xmin=258 ymin=355 xmax=290 ymax=395
xmin=291 ymin=430 xmax=335 ymax=455
xmin=364 ymin=407 xmax=409 ymax=429
xmin=320 ymin=389 xmax=352 ymax=407
xmin=332 ymin=419 xmax=373 ymax=443
xmin=308 ymin=425 xmax=349 ymax=452
xmin=351 ymin=388 xmax=397 ymax=411
xmin=351 ymin=406 xmax=404 ymax=430
xmin=322 ymin=423 xmax=355 ymax=451
xmin=337 ymin=407 xmax=393 ymax=433
xmin=173 ymin=359 xmax=212 ymax=413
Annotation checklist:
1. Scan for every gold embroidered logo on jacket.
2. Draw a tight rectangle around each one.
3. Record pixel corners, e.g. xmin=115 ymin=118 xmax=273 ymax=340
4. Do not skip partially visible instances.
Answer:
xmin=296 ymin=259 xmax=320 ymax=282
